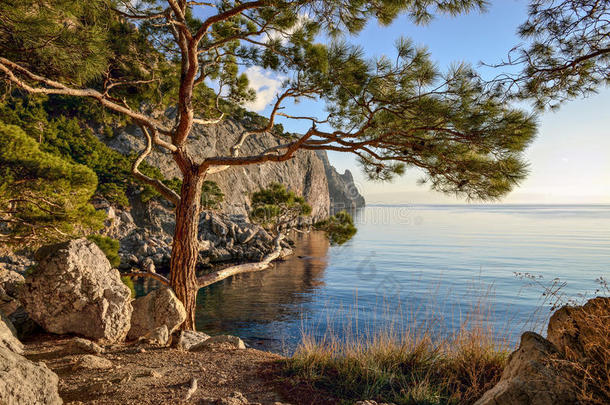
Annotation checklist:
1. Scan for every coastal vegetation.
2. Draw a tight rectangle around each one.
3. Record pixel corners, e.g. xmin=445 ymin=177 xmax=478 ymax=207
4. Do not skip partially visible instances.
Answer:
xmin=0 ymin=0 xmax=539 ymax=328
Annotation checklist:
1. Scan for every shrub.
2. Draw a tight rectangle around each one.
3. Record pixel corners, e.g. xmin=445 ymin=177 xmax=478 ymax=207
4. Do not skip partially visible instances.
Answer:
xmin=121 ymin=276 xmax=136 ymax=299
xmin=315 ymin=210 xmax=357 ymax=245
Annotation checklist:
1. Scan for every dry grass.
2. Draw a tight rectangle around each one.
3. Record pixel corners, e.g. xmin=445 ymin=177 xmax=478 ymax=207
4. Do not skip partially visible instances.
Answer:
xmin=283 ymin=284 xmax=514 ymax=404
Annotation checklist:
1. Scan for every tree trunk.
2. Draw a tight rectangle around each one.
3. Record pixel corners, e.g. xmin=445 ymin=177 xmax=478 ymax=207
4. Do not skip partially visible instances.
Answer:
xmin=170 ymin=171 xmax=204 ymax=330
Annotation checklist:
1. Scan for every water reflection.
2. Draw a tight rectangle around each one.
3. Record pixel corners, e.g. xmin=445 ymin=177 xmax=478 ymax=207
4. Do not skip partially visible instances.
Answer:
xmin=194 ymin=231 xmax=330 ymax=350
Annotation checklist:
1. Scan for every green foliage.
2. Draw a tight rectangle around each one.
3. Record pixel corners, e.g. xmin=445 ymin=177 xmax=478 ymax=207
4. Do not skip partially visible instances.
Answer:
xmin=87 ymin=234 xmax=121 ymax=268
xmin=0 ymin=0 xmax=110 ymax=84
xmin=201 ymin=181 xmax=225 ymax=210
xmin=121 ymin=276 xmax=136 ymax=299
xmin=0 ymin=121 xmax=104 ymax=250
xmin=505 ymin=0 xmax=610 ymax=110
xmin=315 ymin=211 xmax=357 ymax=245
xmin=250 ymin=183 xmax=311 ymax=229
xmin=0 ymin=96 xmax=173 ymax=207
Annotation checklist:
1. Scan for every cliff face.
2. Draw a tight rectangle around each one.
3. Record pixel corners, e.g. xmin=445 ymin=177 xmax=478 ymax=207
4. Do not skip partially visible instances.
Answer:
xmin=106 ymin=119 xmax=330 ymax=221
xmin=316 ymin=151 xmax=366 ymax=213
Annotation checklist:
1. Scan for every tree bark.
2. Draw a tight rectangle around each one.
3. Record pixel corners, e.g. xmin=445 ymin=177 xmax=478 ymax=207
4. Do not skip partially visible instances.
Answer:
xmin=170 ymin=171 xmax=204 ymax=330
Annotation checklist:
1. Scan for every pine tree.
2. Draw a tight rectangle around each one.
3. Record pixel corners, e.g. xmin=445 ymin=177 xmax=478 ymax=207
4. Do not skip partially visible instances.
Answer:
xmin=490 ymin=0 xmax=610 ymax=110
xmin=0 ymin=0 xmax=537 ymax=329
xmin=0 ymin=122 xmax=103 ymax=250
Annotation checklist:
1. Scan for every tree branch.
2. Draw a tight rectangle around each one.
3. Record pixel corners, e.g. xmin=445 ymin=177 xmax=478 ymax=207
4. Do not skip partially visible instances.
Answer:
xmin=121 ymin=271 xmax=170 ymax=286
xmin=197 ymin=233 xmax=287 ymax=288
xmin=132 ymin=126 xmax=181 ymax=205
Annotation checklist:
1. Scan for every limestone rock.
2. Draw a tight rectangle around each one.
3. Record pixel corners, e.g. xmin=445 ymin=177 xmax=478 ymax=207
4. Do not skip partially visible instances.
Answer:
xmin=139 ymin=325 xmax=169 ymax=346
xmin=64 ymin=338 xmax=104 ymax=355
xmin=190 ymin=334 xmax=246 ymax=351
xmin=73 ymin=355 xmax=113 ymax=370
xmin=171 ymin=330 xmax=210 ymax=351
xmin=0 ymin=311 xmax=23 ymax=354
xmin=0 ymin=347 xmax=62 ymax=405
xmin=20 ymin=239 xmax=133 ymax=343
xmin=474 ymin=332 xmax=576 ymax=405
xmin=0 ymin=267 xmax=25 ymax=297
xmin=127 ymin=287 xmax=186 ymax=340
xmin=547 ymin=296 xmax=610 ymax=360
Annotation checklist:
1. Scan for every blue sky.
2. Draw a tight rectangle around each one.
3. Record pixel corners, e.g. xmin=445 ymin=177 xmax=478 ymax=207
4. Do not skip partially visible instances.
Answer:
xmin=243 ymin=0 xmax=610 ymax=204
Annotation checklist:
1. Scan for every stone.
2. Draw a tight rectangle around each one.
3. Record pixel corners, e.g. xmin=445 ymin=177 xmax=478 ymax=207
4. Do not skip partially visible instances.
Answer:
xmin=189 ymin=334 xmax=246 ymax=351
xmin=138 ymin=325 xmax=169 ymax=346
xmin=7 ymin=306 xmax=39 ymax=340
xmin=73 ymin=355 xmax=113 ymax=370
xmin=0 ymin=267 xmax=25 ymax=297
xmin=20 ymin=239 xmax=133 ymax=343
xmin=547 ymin=296 xmax=610 ymax=360
xmin=0 ymin=286 xmax=20 ymax=317
xmin=474 ymin=332 xmax=576 ymax=405
xmin=127 ymin=287 xmax=186 ymax=340
xmin=0 ymin=347 xmax=62 ymax=405
xmin=0 ymin=311 xmax=23 ymax=354
xmin=172 ymin=330 xmax=210 ymax=351
xmin=64 ymin=337 xmax=104 ymax=355
xmin=200 ymin=391 xmax=251 ymax=405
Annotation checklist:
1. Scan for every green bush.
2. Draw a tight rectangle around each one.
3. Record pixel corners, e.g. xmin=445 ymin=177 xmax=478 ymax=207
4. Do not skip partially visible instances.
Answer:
xmin=0 ymin=121 xmax=104 ymax=249
xmin=315 ymin=210 xmax=357 ymax=245
xmin=87 ymin=235 xmax=121 ymax=268
xmin=121 ymin=276 xmax=136 ymax=299
xmin=249 ymin=183 xmax=311 ymax=228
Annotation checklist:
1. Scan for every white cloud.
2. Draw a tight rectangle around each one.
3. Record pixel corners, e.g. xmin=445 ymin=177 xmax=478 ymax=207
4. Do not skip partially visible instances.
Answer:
xmin=244 ymin=67 xmax=285 ymax=112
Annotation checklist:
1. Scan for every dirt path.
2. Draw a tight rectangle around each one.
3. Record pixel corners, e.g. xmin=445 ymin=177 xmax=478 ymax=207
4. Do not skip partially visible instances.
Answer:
xmin=23 ymin=334 xmax=311 ymax=405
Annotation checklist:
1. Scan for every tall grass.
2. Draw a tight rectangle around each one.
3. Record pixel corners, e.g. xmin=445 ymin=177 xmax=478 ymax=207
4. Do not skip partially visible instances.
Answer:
xmin=284 ymin=283 xmax=516 ymax=404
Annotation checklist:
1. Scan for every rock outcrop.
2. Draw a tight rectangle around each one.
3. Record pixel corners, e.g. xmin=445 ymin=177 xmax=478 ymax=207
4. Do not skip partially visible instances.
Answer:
xmin=316 ymin=150 xmax=365 ymax=212
xmin=105 ymin=119 xmax=331 ymax=220
xmin=476 ymin=297 xmax=609 ymax=405
xmin=0 ymin=311 xmax=23 ymax=354
xmin=474 ymin=332 xmax=576 ymax=405
xmin=20 ymin=239 xmax=132 ymax=343
xmin=547 ymin=296 xmax=609 ymax=360
xmin=127 ymin=287 xmax=186 ymax=340
xmin=0 ymin=347 xmax=62 ymax=405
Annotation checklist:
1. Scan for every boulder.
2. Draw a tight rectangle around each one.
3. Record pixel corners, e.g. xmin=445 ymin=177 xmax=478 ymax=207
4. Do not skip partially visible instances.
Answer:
xmin=547 ymin=296 xmax=610 ymax=360
xmin=190 ymin=334 xmax=246 ymax=351
xmin=0 ymin=311 xmax=23 ymax=354
xmin=0 ymin=347 xmax=62 ymax=405
xmin=171 ymin=330 xmax=210 ymax=351
xmin=64 ymin=337 xmax=104 ymax=355
xmin=20 ymin=239 xmax=133 ymax=343
xmin=73 ymin=354 xmax=113 ymax=370
xmin=0 ymin=267 xmax=25 ymax=297
xmin=474 ymin=332 xmax=576 ymax=405
xmin=0 ymin=286 xmax=20 ymax=317
xmin=139 ymin=325 xmax=169 ymax=346
xmin=127 ymin=287 xmax=186 ymax=340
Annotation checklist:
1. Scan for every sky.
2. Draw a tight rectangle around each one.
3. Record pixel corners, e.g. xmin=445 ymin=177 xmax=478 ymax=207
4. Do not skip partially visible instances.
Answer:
xmin=242 ymin=0 xmax=610 ymax=205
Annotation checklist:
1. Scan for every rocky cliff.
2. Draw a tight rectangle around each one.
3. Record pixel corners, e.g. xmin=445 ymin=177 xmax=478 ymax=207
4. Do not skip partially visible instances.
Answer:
xmin=107 ymin=119 xmax=331 ymax=221
xmin=93 ymin=118 xmax=364 ymax=269
xmin=316 ymin=151 xmax=366 ymax=213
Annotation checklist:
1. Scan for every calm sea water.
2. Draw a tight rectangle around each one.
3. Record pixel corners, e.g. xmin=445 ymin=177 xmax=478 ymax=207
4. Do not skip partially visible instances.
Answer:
xmin=157 ymin=205 xmax=610 ymax=353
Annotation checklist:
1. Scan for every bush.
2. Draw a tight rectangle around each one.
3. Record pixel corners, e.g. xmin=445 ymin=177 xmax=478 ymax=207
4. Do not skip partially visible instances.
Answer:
xmin=121 ymin=276 xmax=136 ymax=299
xmin=87 ymin=235 xmax=121 ymax=268
xmin=0 ymin=121 xmax=104 ymax=250
xmin=249 ymin=183 xmax=311 ymax=228
xmin=315 ymin=210 xmax=357 ymax=245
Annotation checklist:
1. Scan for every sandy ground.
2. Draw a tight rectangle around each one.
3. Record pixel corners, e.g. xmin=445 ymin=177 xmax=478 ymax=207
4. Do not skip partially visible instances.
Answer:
xmin=22 ymin=334 xmax=335 ymax=405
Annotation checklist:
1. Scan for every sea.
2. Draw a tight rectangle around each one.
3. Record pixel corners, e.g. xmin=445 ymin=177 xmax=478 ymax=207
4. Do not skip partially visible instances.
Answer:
xmin=146 ymin=205 xmax=610 ymax=354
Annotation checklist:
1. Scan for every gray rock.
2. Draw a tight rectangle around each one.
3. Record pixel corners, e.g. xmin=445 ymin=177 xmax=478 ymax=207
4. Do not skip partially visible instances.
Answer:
xmin=0 ymin=267 xmax=25 ymax=297
xmin=316 ymin=150 xmax=365 ymax=211
xmin=127 ymin=287 xmax=186 ymax=340
xmin=172 ymin=330 xmax=210 ymax=351
xmin=0 ymin=311 xmax=23 ymax=354
xmin=474 ymin=332 xmax=576 ymax=405
xmin=190 ymin=334 xmax=246 ymax=351
xmin=139 ymin=325 xmax=169 ymax=346
xmin=64 ymin=337 xmax=104 ymax=355
xmin=0 ymin=347 xmax=62 ymax=405
xmin=20 ymin=239 xmax=133 ymax=343
xmin=73 ymin=354 xmax=113 ymax=370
